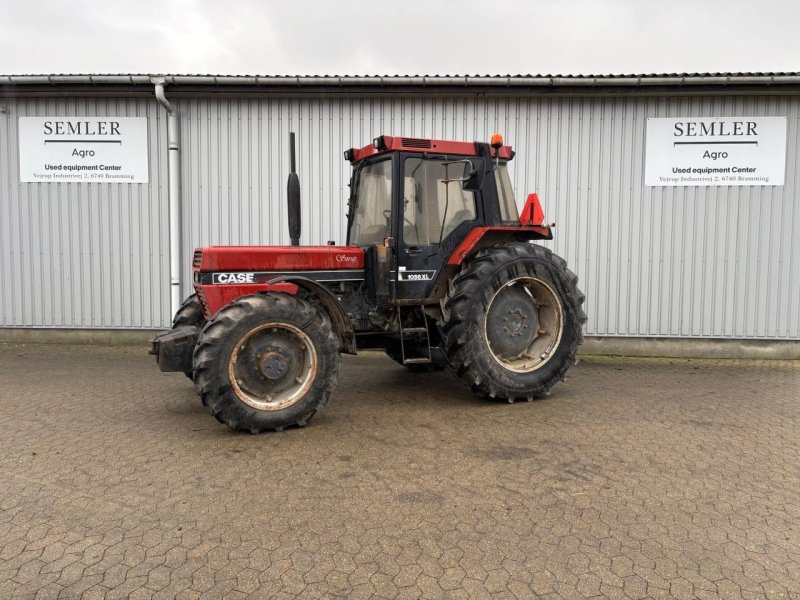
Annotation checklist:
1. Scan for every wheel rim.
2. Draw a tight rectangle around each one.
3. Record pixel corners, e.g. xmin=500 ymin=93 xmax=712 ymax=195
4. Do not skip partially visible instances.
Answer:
xmin=484 ymin=277 xmax=564 ymax=373
xmin=228 ymin=322 xmax=317 ymax=411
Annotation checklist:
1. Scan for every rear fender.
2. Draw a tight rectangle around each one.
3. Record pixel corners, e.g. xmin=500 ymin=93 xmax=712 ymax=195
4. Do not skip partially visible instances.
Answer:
xmin=417 ymin=226 xmax=554 ymax=303
xmin=266 ymin=276 xmax=357 ymax=355
xmin=446 ymin=225 xmax=552 ymax=267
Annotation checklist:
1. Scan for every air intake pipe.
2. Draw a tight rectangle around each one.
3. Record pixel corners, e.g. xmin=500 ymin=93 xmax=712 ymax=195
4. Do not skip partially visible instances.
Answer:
xmin=287 ymin=132 xmax=301 ymax=246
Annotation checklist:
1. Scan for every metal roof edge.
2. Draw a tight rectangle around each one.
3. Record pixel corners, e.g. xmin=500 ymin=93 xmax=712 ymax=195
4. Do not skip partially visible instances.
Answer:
xmin=2 ymin=73 xmax=799 ymax=88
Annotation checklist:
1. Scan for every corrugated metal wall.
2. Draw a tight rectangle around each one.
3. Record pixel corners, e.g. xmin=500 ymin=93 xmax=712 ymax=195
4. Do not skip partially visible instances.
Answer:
xmin=1 ymin=93 xmax=798 ymax=338
xmin=0 ymin=98 xmax=169 ymax=328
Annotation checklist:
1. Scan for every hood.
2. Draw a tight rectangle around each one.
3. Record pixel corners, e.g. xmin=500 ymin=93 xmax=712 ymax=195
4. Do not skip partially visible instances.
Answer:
xmin=192 ymin=245 xmax=365 ymax=272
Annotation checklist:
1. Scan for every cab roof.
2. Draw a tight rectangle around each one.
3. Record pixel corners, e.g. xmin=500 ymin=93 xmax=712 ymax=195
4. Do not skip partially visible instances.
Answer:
xmin=346 ymin=135 xmax=514 ymax=164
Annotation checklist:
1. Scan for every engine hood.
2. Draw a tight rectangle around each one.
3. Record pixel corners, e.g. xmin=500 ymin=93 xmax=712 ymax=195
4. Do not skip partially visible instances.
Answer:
xmin=192 ymin=245 xmax=365 ymax=272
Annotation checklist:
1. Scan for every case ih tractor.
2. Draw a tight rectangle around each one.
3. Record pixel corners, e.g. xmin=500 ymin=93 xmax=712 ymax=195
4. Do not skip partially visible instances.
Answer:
xmin=151 ymin=133 xmax=586 ymax=433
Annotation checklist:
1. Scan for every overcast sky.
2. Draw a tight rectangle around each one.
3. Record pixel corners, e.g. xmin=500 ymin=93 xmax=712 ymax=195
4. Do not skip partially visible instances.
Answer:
xmin=1 ymin=0 xmax=798 ymax=76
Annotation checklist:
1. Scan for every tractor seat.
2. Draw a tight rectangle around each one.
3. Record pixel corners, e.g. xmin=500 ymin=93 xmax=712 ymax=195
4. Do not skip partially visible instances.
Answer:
xmin=358 ymin=224 xmax=388 ymax=245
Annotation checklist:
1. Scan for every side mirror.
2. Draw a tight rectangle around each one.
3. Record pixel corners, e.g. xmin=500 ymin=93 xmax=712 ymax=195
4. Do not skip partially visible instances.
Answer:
xmin=462 ymin=160 xmax=485 ymax=191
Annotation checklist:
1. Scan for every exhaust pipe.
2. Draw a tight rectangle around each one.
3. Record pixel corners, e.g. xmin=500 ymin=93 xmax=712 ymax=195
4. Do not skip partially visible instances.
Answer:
xmin=287 ymin=132 xmax=301 ymax=246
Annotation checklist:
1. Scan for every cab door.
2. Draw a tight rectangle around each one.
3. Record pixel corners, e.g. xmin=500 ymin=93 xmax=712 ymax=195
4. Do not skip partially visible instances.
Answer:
xmin=395 ymin=155 xmax=480 ymax=301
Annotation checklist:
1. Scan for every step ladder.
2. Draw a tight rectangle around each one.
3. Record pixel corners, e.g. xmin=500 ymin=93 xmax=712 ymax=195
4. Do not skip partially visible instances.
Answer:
xmin=398 ymin=306 xmax=433 ymax=366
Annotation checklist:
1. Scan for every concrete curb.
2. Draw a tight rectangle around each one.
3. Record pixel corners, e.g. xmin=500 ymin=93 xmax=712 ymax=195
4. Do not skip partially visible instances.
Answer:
xmin=1 ymin=328 xmax=798 ymax=359
xmin=0 ymin=328 xmax=160 ymax=346
xmin=580 ymin=336 xmax=800 ymax=360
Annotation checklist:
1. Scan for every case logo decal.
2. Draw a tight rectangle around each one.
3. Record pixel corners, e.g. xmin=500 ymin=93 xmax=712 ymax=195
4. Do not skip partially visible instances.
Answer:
xmin=212 ymin=272 xmax=256 ymax=284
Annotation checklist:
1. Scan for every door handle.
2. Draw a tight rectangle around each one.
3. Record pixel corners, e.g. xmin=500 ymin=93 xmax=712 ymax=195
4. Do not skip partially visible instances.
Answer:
xmin=405 ymin=246 xmax=422 ymax=255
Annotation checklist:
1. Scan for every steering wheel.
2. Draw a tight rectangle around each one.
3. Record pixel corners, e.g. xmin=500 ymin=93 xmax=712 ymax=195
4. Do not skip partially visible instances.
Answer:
xmin=385 ymin=208 xmax=415 ymax=229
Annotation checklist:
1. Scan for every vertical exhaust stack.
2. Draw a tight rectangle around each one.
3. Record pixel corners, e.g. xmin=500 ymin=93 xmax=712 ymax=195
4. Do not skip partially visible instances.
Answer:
xmin=287 ymin=132 xmax=301 ymax=246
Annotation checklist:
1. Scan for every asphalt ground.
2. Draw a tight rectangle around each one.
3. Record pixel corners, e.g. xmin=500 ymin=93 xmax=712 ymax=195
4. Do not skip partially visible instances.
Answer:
xmin=0 ymin=344 xmax=798 ymax=599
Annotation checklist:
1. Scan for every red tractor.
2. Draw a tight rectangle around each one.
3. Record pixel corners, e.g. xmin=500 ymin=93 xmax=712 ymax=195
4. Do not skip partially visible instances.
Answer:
xmin=151 ymin=133 xmax=586 ymax=433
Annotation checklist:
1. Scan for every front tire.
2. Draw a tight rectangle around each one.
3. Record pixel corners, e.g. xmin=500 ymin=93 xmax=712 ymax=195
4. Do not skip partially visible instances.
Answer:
xmin=192 ymin=294 xmax=340 ymax=433
xmin=440 ymin=242 xmax=586 ymax=401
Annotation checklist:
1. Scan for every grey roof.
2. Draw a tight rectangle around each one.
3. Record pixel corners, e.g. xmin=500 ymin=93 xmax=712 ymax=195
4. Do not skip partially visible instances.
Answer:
xmin=2 ymin=72 xmax=800 ymax=87
xmin=1 ymin=73 xmax=798 ymax=100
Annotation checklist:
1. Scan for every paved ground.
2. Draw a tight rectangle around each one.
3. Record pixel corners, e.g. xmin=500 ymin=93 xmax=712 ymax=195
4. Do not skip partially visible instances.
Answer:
xmin=0 ymin=344 xmax=797 ymax=600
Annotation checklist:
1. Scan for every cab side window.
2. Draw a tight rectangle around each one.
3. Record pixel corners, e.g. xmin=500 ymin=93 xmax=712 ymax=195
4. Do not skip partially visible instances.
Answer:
xmin=403 ymin=158 xmax=476 ymax=245
xmin=495 ymin=163 xmax=519 ymax=223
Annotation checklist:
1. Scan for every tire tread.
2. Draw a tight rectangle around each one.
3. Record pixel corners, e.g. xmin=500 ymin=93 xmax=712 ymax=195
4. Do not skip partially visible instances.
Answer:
xmin=439 ymin=242 xmax=586 ymax=401
xmin=192 ymin=293 xmax=339 ymax=433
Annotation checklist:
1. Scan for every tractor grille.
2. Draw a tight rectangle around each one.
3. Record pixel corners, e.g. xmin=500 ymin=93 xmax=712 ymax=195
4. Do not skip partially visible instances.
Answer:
xmin=401 ymin=137 xmax=432 ymax=149
xmin=192 ymin=250 xmax=203 ymax=269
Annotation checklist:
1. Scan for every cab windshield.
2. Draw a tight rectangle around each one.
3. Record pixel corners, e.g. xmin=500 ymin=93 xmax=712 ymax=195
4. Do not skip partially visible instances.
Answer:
xmin=348 ymin=159 xmax=392 ymax=246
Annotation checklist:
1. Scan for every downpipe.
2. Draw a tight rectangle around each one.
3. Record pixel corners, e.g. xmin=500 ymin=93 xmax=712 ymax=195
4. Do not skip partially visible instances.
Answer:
xmin=152 ymin=77 xmax=182 ymax=319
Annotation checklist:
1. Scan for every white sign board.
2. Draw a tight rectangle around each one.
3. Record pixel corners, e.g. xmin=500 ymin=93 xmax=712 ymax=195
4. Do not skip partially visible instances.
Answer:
xmin=644 ymin=116 xmax=787 ymax=186
xmin=18 ymin=117 xmax=149 ymax=183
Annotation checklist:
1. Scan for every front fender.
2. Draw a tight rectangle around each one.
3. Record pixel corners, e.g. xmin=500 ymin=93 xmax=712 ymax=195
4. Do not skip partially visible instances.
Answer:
xmin=267 ymin=276 xmax=357 ymax=355
xmin=193 ymin=282 xmax=299 ymax=319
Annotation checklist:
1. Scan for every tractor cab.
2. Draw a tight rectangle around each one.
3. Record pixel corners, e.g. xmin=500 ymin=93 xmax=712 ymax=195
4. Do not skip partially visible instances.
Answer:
xmin=344 ymin=135 xmax=533 ymax=302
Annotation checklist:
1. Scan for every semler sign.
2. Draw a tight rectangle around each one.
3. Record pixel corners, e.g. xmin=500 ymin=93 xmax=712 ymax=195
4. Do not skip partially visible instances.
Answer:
xmin=18 ymin=116 xmax=149 ymax=183
xmin=644 ymin=116 xmax=787 ymax=186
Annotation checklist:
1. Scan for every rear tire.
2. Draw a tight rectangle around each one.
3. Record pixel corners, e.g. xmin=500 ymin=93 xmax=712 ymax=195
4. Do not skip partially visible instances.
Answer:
xmin=439 ymin=242 xmax=586 ymax=401
xmin=192 ymin=294 xmax=340 ymax=433
xmin=172 ymin=294 xmax=206 ymax=380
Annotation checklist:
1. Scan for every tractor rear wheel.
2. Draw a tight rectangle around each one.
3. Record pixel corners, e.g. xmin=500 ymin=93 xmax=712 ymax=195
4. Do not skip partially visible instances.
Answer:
xmin=192 ymin=294 xmax=340 ymax=433
xmin=440 ymin=242 xmax=586 ymax=401
xmin=172 ymin=294 xmax=206 ymax=380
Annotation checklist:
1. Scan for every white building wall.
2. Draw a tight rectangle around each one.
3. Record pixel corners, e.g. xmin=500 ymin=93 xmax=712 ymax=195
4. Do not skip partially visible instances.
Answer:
xmin=1 ymin=93 xmax=798 ymax=339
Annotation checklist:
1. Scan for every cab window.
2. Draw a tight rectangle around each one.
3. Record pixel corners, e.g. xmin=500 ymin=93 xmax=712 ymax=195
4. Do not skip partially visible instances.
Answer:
xmin=403 ymin=158 xmax=476 ymax=245
xmin=495 ymin=163 xmax=519 ymax=223
xmin=349 ymin=159 xmax=392 ymax=246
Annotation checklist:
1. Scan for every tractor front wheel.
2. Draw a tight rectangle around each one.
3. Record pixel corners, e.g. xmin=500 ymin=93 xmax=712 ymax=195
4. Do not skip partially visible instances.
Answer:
xmin=192 ymin=294 xmax=340 ymax=433
xmin=440 ymin=242 xmax=586 ymax=401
